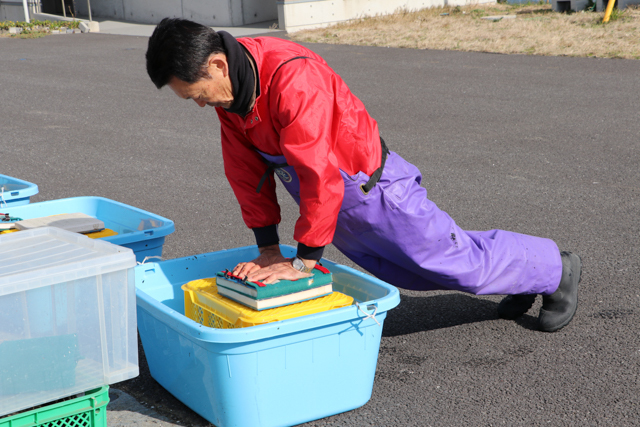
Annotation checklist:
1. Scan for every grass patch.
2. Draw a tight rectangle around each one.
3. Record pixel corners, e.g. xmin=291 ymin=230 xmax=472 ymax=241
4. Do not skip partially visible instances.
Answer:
xmin=290 ymin=3 xmax=640 ymax=59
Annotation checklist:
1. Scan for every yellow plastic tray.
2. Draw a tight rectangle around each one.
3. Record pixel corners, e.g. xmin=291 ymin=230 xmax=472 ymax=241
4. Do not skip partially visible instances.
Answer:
xmin=0 ymin=228 xmax=117 ymax=238
xmin=83 ymin=228 xmax=118 ymax=238
xmin=182 ymin=278 xmax=354 ymax=329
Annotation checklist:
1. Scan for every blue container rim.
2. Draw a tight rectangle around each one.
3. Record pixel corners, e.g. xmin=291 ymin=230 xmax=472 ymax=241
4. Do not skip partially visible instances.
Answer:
xmin=9 ymin=196 xmax=176 ymax=245
xmin=135 ymin=247 xmax=401 ymax=344
xmin=0 ymin=174 xmax=39 ymax=199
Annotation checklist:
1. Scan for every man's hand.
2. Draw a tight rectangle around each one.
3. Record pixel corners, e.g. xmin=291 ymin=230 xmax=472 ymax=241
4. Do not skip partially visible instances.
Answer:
xmin=232 ymin=245 xmax=316 ymax=284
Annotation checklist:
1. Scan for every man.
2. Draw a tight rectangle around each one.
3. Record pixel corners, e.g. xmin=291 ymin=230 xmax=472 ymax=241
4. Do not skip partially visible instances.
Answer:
xmin=146 ymin=18 xmax=581 ymax=332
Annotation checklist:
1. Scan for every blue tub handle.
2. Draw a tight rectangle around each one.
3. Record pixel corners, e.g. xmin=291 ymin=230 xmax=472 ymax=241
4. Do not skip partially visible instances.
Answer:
xmin=355 ymin=301 xmax=381 ymax=326
xmin=137 ymin=257 xmax=162 ymax=266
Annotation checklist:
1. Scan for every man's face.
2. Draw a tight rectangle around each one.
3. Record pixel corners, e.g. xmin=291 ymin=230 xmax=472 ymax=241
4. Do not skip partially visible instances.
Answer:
xmin=167 ymin=53 xmax=233 ymax=109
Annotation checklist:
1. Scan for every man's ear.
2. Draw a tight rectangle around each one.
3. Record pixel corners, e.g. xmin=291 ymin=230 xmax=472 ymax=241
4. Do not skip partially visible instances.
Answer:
xmin=207 ymin=53 xmax=229 ymax=78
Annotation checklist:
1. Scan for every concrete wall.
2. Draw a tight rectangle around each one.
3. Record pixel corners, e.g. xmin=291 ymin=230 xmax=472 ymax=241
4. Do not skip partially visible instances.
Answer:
xmin=1 ymin=1 xmax=27 ymax=21
xmin=277 ymin=0 xmax=494 ymax=32
xmin=72 ymin=0 xmax=278 ymax=27
xmin=4 ymin=0 xmax=497 ymax=33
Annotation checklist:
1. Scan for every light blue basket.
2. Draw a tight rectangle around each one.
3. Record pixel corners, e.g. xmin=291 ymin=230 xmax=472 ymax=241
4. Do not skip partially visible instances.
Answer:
xmin=5 ymin=197 xmax=175 ymax=263
xmin=135 ymin=245 xmax=400 ymax=427
xmin=0 ymin=175 xmax=39 ymax=207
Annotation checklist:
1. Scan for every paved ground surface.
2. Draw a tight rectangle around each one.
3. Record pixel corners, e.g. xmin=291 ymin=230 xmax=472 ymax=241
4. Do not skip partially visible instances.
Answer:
xmin=1 ymin=22 xmax=639 ymax=427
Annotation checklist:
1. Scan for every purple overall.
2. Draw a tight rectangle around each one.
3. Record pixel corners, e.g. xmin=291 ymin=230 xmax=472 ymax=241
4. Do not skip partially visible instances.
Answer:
xmin=258 ymin=150 xmax=562 ymax=296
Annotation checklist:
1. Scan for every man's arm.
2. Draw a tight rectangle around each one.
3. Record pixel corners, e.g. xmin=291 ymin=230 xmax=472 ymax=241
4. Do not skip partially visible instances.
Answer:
xmin=271 ymin=58 xmax=346 ymax=256
xmin=224 ymin=59 xmax=344 ymax=283
xmin=218 ymin=110 xmax=282 ymax=230
xmin=218 ymin=112 xmax=314 ymax=283
xmin=238 ymin=59 xmax=346 ymax=283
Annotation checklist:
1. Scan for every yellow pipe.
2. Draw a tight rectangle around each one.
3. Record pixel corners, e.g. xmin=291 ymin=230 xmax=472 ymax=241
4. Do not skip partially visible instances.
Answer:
xmin=603 ymin=0 xmax=616 ymax=23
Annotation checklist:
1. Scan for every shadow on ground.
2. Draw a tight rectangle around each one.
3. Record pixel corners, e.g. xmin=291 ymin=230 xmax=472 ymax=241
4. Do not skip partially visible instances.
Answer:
xmin=382 ymin=292 xmax=539 ymax=337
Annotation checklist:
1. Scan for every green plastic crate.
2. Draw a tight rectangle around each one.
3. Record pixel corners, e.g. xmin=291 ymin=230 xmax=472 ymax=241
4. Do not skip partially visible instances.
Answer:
xmin=0 ymin=385 xmax=109 ymax=427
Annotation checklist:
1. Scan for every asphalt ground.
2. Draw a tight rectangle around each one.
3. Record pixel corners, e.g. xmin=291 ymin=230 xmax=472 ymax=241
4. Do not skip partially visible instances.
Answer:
xmin=1 ymin=31 xmax=639 ymax=426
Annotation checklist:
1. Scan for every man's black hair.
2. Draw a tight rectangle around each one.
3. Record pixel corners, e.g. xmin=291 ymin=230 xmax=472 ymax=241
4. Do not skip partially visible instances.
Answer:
xmin=146 ymin=18 xmax=226 ymax=89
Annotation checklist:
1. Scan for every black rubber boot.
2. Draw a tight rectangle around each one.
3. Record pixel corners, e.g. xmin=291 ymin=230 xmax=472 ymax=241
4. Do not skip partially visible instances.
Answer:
xmin=538 ymin=251 xmax=582 ymax=332
xmin=497 ymin=294 xmax=537 ymax=319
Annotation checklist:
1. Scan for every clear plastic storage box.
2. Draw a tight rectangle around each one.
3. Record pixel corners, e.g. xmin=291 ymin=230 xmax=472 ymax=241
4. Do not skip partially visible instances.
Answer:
xmin=0 ymin=227 xmax=138 ymax=417
xmin=0 ymin=175 xmax=38 ymax=207
xmin=135 ymin=245 xmax=400 ymax=427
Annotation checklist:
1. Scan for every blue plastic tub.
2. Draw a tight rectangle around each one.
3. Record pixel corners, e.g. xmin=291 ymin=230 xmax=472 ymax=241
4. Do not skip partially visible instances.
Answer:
xmin=0 ymin=174 xmax=39 ymax=207
xmin=4 ymin=197 xmax=175 ymax=263
xmin=135 ymin=245 xmax=400 ymax=427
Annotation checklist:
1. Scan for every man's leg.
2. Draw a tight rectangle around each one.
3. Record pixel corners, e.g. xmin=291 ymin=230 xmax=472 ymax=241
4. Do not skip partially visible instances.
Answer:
xmin=334 ymin=152 xmax=579 ymax=331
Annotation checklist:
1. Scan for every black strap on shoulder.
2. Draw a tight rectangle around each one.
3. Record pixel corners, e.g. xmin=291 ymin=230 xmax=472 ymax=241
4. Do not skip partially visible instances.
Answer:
xmin=273 ymin=56 xmax=311 ymax=78
xmin=361 ymin=137 xmax=390 ymax=194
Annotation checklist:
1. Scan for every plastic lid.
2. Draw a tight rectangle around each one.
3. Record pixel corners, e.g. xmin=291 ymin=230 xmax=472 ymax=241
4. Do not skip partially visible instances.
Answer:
xmin=0 ymin=226 xmax=136 ymax=297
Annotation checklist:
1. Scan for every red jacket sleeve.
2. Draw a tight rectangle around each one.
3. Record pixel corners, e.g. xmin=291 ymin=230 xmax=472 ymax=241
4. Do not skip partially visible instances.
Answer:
xmin=218 ymin=111 xmax=282 ymax=230
xmin=270 ymin=59 xmax=345 ymax=248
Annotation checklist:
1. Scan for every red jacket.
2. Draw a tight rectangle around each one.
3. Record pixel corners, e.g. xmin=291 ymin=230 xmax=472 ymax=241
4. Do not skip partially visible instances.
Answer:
xmin=216 ymin=37 xmax=381 ymax=248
